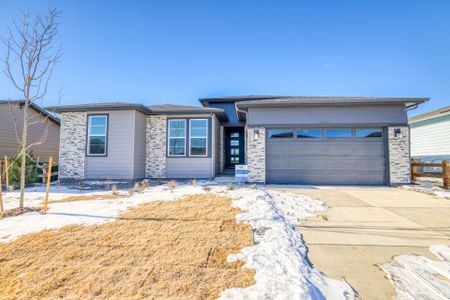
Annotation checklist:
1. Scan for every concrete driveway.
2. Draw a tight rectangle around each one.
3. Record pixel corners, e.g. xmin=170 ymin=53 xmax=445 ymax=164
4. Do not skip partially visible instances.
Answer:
xmin=272 ymin=186 xmax=450 ymax=300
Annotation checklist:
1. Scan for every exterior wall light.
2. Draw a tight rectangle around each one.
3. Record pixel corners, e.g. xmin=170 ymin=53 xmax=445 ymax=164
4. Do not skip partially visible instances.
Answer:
xmin=254 ymin=129 xmax=260 ymax=140
xmin=394 ymin=128 xmax=403 ymax=139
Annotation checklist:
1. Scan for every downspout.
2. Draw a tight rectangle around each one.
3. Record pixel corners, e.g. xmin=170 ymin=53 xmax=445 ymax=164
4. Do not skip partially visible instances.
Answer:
xmin=235 ymin=102 xmax=249 ymax=164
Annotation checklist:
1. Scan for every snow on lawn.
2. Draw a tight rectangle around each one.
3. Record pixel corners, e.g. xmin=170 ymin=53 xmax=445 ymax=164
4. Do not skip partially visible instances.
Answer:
xmin=0 ymin=184 xmax=206 ymax=242
xmin=219 ymin=188 xmax=356 ymax=300
xmin=1 ymin=183 xmax=356 ymax=299
xmin=381 ymin=245 xmax=450 ymax=300
xmin=402 ymin=183 xmax=450 ymax=200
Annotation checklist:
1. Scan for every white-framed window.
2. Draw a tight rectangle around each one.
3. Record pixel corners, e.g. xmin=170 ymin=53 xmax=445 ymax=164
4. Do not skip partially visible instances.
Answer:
xmin=168 ymin=119 xmax=186 ymax=156
xmin=87 ymin=115 xmax=108 ymax=156
xmin=189 ymin=119 xmax=208 ymax=156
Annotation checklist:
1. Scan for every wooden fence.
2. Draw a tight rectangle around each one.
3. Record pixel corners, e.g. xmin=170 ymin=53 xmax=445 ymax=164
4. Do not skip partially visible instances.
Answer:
xmin=411 ymin=160 xmax=450 ymax=189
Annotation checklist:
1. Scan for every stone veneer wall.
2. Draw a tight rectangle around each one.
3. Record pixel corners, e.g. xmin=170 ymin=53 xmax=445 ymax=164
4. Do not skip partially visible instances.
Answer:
xmin=59 ymin=112 xmax=87 ymax=179
xmin=247 ymin=127 xmax=266 ymax=183
xmin=388 ymin=126 xmax=410 ymax=185
xmin=219 ymin=125 xmax=224 ymax=173
xmin=146 ymin=115 xmax=167 ymax=178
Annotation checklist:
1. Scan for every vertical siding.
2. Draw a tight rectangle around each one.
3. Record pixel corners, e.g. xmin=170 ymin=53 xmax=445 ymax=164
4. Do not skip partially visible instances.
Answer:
xmin=0 ymin=103 xmax=60 ymax=161
xmin=85 ymin=110 xmax=135 ymax=179
xmin=411 ymin=119 xmax=450 ymax=156
xmin=133 ymin=111 xmax=146 ymax=179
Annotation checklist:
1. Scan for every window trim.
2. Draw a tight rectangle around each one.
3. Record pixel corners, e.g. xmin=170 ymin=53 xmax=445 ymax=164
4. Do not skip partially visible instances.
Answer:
xmin=86 ymin=114 xmax=109 ymax=157
xmin=167 ymin=119 xmax=187 ymax=157
xmin=189 ymin=119 xmax=208 ymax=157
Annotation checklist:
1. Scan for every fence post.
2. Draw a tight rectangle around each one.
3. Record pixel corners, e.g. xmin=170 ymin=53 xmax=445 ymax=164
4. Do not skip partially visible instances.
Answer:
xmin=4 ymin=156 xmax=8 ymax=189
xmin=0 ymin=172 xmax=3 ymax=213
xmin=43 ymin=156 xmax=53 ymax=213
xmin=443 ymin=160 xmax=450 ymax=190
xmin=411 ymin=159 xmax=419 ymax=182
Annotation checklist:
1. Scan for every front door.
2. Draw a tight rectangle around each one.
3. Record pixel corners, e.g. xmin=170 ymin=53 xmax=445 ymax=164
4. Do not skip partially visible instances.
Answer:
xmin=225 ymin=127 xmax=245 ymax=169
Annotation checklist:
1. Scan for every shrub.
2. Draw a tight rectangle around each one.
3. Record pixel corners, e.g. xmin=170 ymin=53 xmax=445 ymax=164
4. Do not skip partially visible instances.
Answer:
xmin=226 ymin=183 xmax=236 ymax=191
xmin=202 ymin=185 xmax=211 ymax=192
xmin=191 ymin=179 xmax=197 ymax=186
xmin=168 ymin=180 xmax=177 ymax=193
xmin=8 ymin=149 xmax=38 ymax=188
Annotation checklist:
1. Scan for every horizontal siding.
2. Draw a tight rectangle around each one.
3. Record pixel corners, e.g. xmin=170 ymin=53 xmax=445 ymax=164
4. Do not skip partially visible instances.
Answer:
xmin=85 ymin=110 xmax=135 ymax=179
xmin=248 ymin=105 xmax=407 ymax=126
xmin=411 ymin=120 xmax=450 ymax=156
xmin=0 ymin=103 xmax=60 ymax=161
xmin=166 ymin=158 xmax=213 ymax=178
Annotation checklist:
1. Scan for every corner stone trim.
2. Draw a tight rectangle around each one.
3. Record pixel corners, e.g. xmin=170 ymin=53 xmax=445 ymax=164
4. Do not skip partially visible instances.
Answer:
xmin=146 ymin=115 xmax=167 ymax=178
xmin=388 ymin=126 xmax=410 ymax=185
xmin=59 ymin=112 xmax=86 ymax=179
xmin=247 ymin=127 xmax=266 ymax=183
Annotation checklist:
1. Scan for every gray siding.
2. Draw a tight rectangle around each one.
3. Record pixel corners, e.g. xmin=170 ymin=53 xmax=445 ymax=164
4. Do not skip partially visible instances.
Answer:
xmin=0 ymin=103 xmax=60 ymax=161
xmin=133 ymin=111 xmax=146 ymax=179
xmin=248 ymin=105 xmax=407 ymax=126
xmin=166 ymin=158 xmax=213 ymax=178
xmin=213 ymin=115 xmax=220 ymax=175
xmin=85 ymin=110 xmax=135 ymax=179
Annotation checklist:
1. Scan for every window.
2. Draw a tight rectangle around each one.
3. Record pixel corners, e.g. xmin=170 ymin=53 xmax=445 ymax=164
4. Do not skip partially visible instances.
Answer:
xmin=231 ymin=149 xmax=239 ymax=155
xmin=268 ymin=129 xmax=293 ymax=138
xmin=326 ymin=129 xmax=352 ymax=138
xmin=356 ymin=128 xmax=383 ymax=138
xmin=168 ymin=119 xmax=186 ymax=156
xmin=87 ymin=115 xmax=108 ymax=156
xmin=189 ymin=119 xmax=208 ymax=156
xmin=230 ymin=132 xmax=239 ymax=138
xmin=297 ymin=129 xmax=322 ymax=138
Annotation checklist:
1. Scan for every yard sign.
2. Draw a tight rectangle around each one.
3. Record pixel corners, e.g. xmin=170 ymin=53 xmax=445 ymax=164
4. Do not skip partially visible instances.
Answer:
xmin=235 ymin=165 xmax=248 ymax=183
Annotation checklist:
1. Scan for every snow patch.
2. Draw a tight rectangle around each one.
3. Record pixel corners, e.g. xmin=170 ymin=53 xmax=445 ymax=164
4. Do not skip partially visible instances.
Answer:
xmin=381 ymin=244 xmax=450 ymax=300
xmin=402 ymin=184 xmax=450 ymax=200
xmin=218 ymin=189 xmax=356 ymax=300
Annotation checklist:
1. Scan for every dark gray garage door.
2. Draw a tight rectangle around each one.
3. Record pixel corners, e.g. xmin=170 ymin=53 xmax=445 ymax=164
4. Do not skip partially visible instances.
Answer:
xmin=266 ymin=128 xmax=386 ymax=185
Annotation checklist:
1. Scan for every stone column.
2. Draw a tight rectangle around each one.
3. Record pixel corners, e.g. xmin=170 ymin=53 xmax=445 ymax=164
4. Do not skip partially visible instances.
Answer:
xmin=146 ymin=115 xmax=167 ymax=178
xmin=59 ymin=112 xmax=87 ymax=181
xmin=247 ymin=127 xmax=266 ymax=183
xmin=388 ymin=126 xmax=410 ymax=185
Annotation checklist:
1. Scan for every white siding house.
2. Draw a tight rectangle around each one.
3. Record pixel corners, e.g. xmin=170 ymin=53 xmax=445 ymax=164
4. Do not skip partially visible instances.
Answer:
xmin=410 ymin=105 xmax=450 ymax=163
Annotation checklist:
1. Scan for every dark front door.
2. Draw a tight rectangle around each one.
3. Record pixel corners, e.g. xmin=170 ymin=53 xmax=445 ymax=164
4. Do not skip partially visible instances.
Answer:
xmin=225 ymin=127 xmax=245 ymax=169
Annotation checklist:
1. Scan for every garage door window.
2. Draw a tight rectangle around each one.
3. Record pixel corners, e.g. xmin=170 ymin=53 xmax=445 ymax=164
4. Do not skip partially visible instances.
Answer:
xmin=268 ymin=129 xmax=293 ymax=138
xmin=326 ymin=129 xmax=352 ymax=138
xmin=355 ymin=128 xmax=383 ymax=138
xmin=297 ymin=129 xmax=322 ymax=138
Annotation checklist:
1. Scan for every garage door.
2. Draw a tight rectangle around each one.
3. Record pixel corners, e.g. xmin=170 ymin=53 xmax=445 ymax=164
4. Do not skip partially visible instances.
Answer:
xmin=266 ymin=128 xmax=386 ymax=185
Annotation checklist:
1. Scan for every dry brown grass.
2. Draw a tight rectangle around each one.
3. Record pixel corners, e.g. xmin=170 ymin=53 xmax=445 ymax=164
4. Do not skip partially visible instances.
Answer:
xmin=0 ymin=194 xmax=255 ymax=300
xmin=0 ymin=207 xmax=42 ymax=219
xmin=48 ymin=193 xmax=125 ymax=204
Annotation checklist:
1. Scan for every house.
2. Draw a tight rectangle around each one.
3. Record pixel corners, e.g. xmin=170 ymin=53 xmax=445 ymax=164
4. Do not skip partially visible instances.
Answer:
xmin=0 ymin=100 xmax=60 ymax=161
xmin=409 ymin=105 xmax=450 ymax=163
xmin=48 ymin=95 xmax=428 ymax=185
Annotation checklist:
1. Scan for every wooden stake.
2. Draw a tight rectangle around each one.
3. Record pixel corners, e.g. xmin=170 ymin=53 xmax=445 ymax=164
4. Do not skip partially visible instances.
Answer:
xmin=0 ymin=173 xmax=3 ymax=213
xmin=443 ymin=160 xmax=450 ymax=190
xmin=44 ymin=156 xmax=53 ymax=213
xmin=4 ymin=156 xmax=9 ymax=189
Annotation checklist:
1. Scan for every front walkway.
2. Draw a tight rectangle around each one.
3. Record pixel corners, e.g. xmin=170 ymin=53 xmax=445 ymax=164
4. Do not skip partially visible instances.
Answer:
xmin=272 ymin=186 xmax=450 ymax=300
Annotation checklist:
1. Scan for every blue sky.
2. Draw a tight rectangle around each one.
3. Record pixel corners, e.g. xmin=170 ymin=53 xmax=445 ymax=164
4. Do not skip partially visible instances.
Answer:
xmin=0 ymin=0 xmax=449 ymax=116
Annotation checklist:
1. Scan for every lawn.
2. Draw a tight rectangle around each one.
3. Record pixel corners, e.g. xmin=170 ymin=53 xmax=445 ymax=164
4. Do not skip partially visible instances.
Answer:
xmin=0 ymin=194 xmax=255 ymax=299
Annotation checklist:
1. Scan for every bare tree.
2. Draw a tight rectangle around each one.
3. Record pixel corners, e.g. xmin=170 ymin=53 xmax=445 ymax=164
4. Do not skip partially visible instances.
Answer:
xmin=2 ymin=8 xmax=62 ymax=207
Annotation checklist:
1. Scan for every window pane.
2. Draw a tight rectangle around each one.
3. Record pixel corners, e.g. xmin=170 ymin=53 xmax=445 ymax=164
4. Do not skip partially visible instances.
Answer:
xmin=169 ymin=138 xmax=185 ymax=155
xmin=230 ymin=132 xmax=239 ymax=138
xmin=190 ymin=138 xmax=207 ymax=155
xmin=231 ymin=157 xmax=239 ymax=163
xmin=231 ymin=148 xmax=239 ymax=155
xmin=169 ymin=120 xmax=185 ymax=138
xmin=191 ymin=127 xmax=207 ymax=137
xmin=326 ymin=129 xmax=352 ymax=138
xmin=90 ymin=116 xmax=107 ymax=126
xmin=297 ymin=129 xmax=322 ymax=138
xmin=190 ymin=119 xmax=207 ymax=129
xmin=90 ymin=126 xmax=106 ymax=135
xmin=89 ymin=136 xmax=106 ymax=154
xmin=230 ymin=140 xmax=239 ymax=146
xmin=356 ymin=129 xmax=383 ymax=138
xmin=268 ymin=129 xmax=293 ymax=138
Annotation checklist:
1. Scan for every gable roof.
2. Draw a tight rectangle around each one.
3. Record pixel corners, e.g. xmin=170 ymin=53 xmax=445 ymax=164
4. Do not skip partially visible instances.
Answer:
xmin=0 ymin=100 xmax=60 ymax=124
xmin=409 ymin=105 xmax=450 ymax=123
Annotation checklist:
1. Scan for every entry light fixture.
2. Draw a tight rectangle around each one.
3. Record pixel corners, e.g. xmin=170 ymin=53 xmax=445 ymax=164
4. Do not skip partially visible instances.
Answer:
xmin=394 ymin=128 xmax=403 ymax=139
xmin=254 ymin=129 xmax=260 ymax=140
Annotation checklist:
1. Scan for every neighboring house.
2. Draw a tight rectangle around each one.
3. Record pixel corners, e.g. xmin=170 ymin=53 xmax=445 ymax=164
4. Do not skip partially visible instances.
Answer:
xmin=0 ymin=100 xmax=60 ymax=161
xmin=409 ymin=105 xmax=450 ymax=163
xmin=49 ymin=95 xmax=427 ymax=185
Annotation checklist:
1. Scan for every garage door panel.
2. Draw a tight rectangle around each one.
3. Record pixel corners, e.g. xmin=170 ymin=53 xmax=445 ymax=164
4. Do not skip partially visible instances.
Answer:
xmin=266 ymin=129 xmax=386 ymax=185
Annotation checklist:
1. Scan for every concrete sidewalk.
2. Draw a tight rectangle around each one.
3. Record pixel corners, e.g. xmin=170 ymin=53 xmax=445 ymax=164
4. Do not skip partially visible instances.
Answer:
xmin=273 ymin=187 xmax=450 ymax=300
